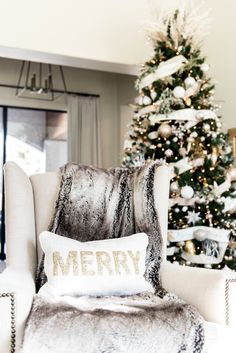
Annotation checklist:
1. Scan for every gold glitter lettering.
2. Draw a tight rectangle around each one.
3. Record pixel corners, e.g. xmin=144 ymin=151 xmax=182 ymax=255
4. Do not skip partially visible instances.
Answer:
xmin=53 ymin=251 xmax=78 ymax=276
xmin=80 ymin=251 xmax=95 ymax=276
xmin=113 ymin=251 xmax=130 ymax=275
xmin=96 ymin=251 xmax=113 ymax=275
xmin=127 ymin=250 xmax=140 ymax=274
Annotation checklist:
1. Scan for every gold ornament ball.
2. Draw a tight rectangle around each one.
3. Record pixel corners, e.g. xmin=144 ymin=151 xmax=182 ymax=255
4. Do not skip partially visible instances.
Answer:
xmin=184 ymin=240 xmax=196 ymax=255
xmin=158 ymin=123 xmax=172 ymax=138
xmin=226 ymin=166 xmax=236 ymax=181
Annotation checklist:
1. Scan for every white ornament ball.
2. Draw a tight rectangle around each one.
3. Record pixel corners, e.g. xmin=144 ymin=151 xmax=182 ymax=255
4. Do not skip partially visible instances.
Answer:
xmin=182 ymin=206 xmax=188 ymax=212
xmin=184 ymin=76 xmax=196 ymax=88
xmin=170 ymin=181 xmax=179 ymax=192
xmin=158 ymin=123 xmax=172 ymax=138
xmin=181 ymin=185 xmax=194 ymax=199
xmin=200 ymin=63 xmax=209 ymax=72
xmin=150 ymin=91 xmax=157 ymax=101
xmin=203 ymin=123 xmax=211 ymax=132
xmin=173 ymin=86 xmax=186 ymax=99
xmin=165 ymin=149 xmax=173 ymax=157
xmin=173 ymin=136 xmax=178 ymax=142
xmin=216 ymin=121 xmax=222 ymax=128
xmin=191 ymin=131 xmax=198 ymax=138
xmin=225 ymin=146 xmax=232 ymax=154
xmin=200 ymin=136 xmax=205 ymax=142
xmin=143 ymin=95 xmax=152 ymax=106
xmin=174 ymin=208 xmax=180 ymax=213
xmin=166 ymin=140 xmax=171 ymax=145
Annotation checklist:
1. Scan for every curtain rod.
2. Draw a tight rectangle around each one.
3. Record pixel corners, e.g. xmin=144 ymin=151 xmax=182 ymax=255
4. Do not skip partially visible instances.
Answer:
xmin=0 ymin=83 xmax=100 ymax=98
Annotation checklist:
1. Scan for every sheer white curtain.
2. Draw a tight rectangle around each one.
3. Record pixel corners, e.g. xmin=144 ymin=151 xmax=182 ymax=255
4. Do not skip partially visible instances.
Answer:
xmin=67 ymin=95 xmax=102 ymax=167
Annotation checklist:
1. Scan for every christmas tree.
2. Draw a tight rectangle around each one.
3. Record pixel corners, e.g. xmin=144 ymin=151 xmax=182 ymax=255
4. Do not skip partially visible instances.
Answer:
xmin=123 ymin=6 xmax=236 ymax=270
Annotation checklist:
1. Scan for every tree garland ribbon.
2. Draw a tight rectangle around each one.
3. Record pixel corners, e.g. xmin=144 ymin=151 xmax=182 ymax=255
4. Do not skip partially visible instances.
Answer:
xmin=138 ymin=55 xmax=188 ymax=90
xmin=149 ymin=108 xmax=217 ymax=125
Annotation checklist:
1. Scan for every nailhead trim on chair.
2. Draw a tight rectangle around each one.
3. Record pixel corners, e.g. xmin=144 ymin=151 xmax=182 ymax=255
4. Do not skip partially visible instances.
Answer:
xmin=0 ymin=292 xmax=16 ymax=353
xmin=225 ymin=278 xmax=236 ymax=326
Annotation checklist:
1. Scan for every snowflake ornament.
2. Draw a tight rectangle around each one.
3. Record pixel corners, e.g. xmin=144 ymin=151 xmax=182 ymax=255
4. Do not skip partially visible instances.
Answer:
xmin=186 ymin=211 xmax=201 ymax=225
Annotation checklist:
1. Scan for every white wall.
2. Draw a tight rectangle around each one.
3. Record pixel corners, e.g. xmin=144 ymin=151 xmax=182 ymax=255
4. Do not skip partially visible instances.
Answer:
xmin=0 ymin=1 xmax=234 ymax=131
xmin=0 ymin=58 xmax=136 ymax=168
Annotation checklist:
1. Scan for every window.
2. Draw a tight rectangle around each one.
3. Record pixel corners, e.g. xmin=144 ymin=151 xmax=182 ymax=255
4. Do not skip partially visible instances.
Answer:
xmin=0 ymin=107 xmax=67 ymax=260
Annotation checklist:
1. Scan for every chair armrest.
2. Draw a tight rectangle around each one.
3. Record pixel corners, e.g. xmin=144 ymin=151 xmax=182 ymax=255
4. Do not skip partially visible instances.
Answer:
xmin=0 ymin=267 xmax=35 ymax=353
xmin=161 ymin=262 xmax=236 ymax=326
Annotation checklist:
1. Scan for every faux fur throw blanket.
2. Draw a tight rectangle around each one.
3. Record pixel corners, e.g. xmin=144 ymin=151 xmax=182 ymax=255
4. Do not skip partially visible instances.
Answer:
xmin=36 ymin=162 xmax=164 ymax=292
xmin=21 ymin=292 xmax=204 ymax=353
xmin=26 ymin=162 xmax=205 ymax=353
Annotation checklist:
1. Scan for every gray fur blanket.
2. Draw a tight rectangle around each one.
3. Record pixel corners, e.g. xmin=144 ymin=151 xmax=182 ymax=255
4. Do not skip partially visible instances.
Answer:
xmin=23 ymin=162 xmax=205 ymax=353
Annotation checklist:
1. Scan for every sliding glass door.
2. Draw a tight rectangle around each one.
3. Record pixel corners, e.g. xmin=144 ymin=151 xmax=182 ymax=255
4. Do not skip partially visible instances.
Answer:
xmin=0 ymin=107 xmax=67 ymax=260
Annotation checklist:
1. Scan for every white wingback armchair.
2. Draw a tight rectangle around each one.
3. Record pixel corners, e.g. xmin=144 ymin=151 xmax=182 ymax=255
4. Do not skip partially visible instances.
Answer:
xmin=0 ymin=161 xmax=236 ymax=353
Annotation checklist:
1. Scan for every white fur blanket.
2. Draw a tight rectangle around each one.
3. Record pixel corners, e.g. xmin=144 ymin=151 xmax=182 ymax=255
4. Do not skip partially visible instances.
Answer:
xmin=21 ymin=291 xmax=204 ymax=353
xmin=24 ymin=162 xmax=205 ymax=353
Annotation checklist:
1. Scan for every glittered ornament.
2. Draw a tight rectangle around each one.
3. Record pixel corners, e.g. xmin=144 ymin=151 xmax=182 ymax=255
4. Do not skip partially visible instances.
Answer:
xmin=158 ymin=123 xmax=172 ymax=138
xmin=170 ymin=181 xmax=179 ymax=192
xmin=173 ymin=86 xmax=185 ymax=98
xmin=181 ymin=185 xmax=194 ymax=199
xmin=150 ymin=91 xmax=157 ymax=101
xmin=194 ymin=228 xmax=207 ymax=241
xmin=184 ymin=240 xmax=196 ymax=255
xmin=143 ymin=95 xmax=152 ymax=105
xmin=184 ymin=76 xmax=196 ymax=88
xmin=226 ymin=166 xmax=236 ymax=181
xmin=165 ymin=149 xmax=173 ymax=157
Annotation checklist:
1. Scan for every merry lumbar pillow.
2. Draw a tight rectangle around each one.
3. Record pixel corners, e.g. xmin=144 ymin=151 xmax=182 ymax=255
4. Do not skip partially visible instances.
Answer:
xmin=39 ymin=231 xmax=153 ymax=296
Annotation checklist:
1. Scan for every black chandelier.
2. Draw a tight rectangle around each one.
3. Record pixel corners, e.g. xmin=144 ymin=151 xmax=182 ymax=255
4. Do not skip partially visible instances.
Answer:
xmin=16 ymin=61 xmax=68 ymax=101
